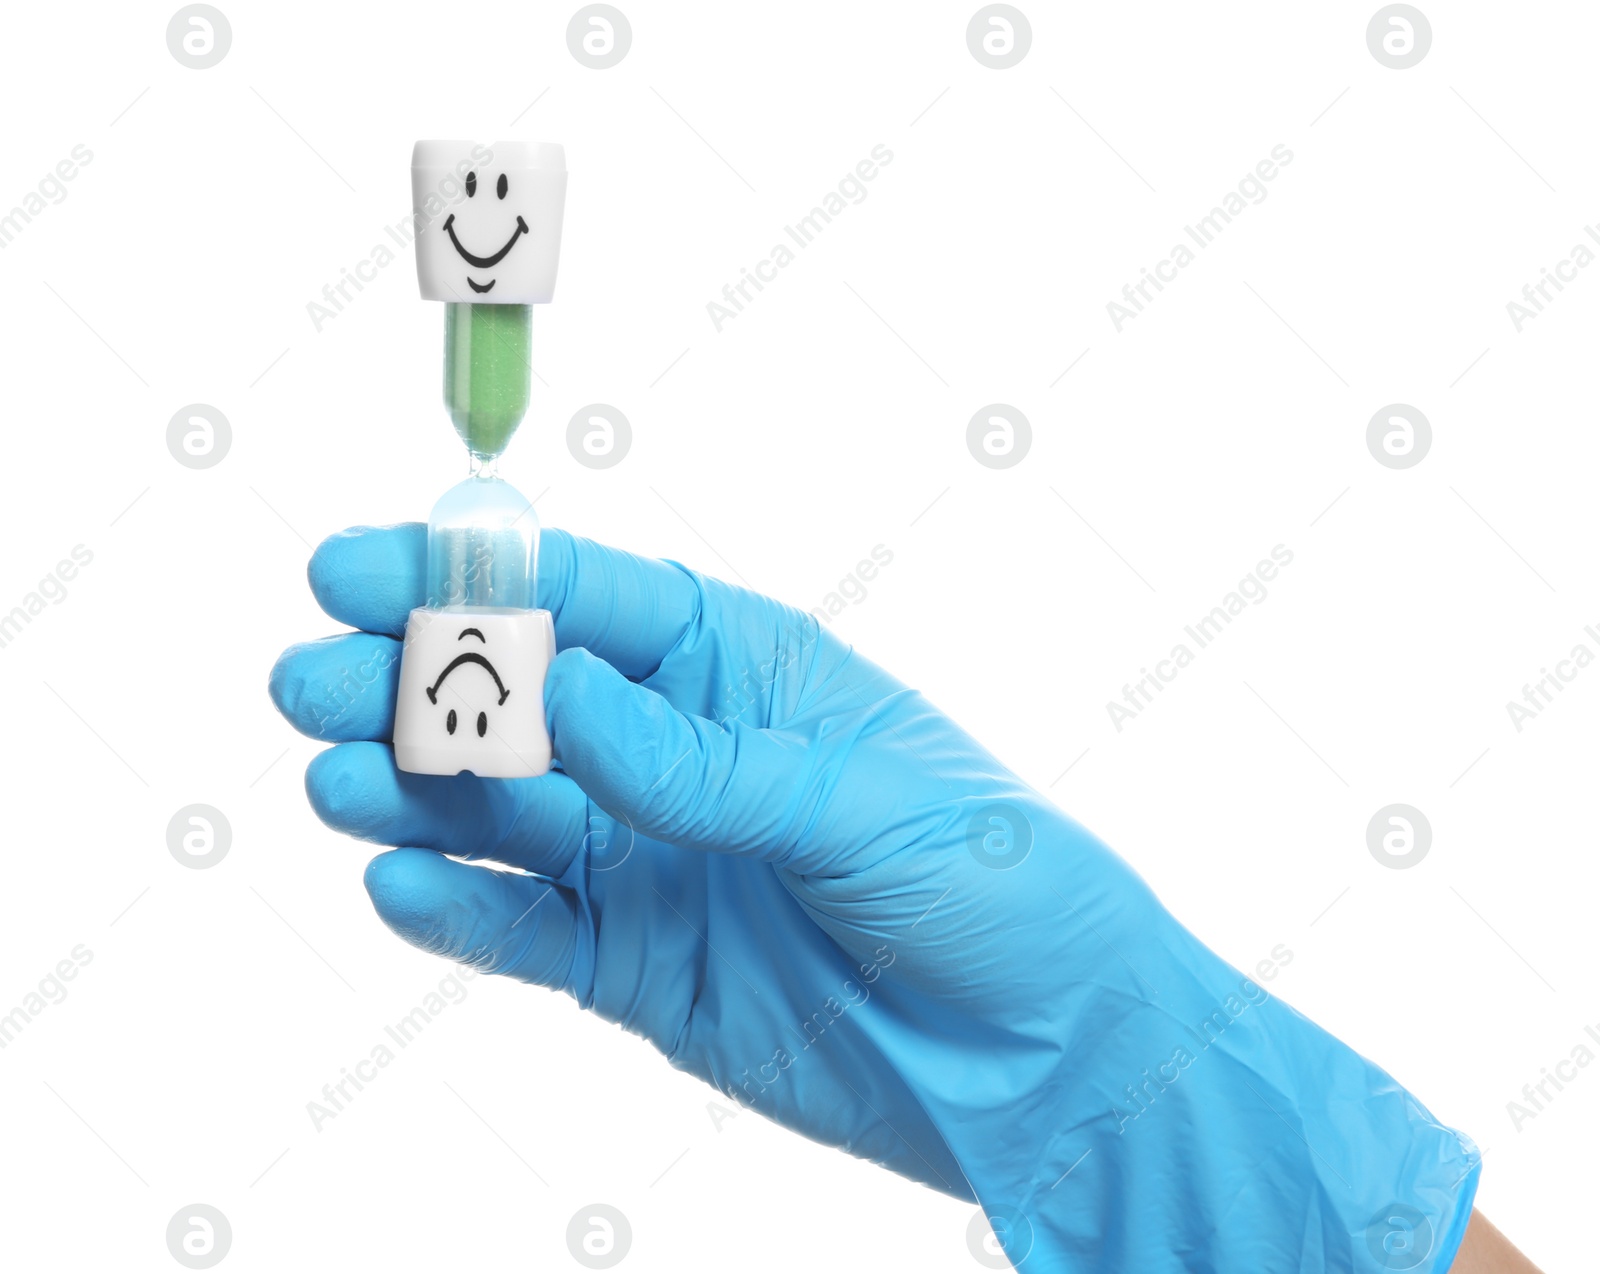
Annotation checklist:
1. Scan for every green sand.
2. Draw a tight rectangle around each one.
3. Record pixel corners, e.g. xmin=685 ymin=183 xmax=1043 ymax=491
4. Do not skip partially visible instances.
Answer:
xmin=443 ymin=302 xmax=532 ymax=460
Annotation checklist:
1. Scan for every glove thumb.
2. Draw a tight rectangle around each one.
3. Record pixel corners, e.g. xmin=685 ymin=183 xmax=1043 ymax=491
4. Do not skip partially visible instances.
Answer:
xmin=545 ymin=647 xmax=818 ymax=865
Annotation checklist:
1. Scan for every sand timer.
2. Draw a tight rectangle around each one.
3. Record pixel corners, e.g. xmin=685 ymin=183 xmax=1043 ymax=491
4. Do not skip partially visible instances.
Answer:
xmin=392 ymin=140 xmax=567 ymax=778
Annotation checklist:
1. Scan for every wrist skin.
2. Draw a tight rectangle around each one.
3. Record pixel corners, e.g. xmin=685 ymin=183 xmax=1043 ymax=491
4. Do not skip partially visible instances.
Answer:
xmin=1450 ymin=1212 xmax=1544 ymax=1274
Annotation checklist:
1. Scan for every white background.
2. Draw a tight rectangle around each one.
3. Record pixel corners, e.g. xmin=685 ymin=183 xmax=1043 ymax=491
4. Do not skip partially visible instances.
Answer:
xmin=0 ymin=1 xmax=1593 ymax=1269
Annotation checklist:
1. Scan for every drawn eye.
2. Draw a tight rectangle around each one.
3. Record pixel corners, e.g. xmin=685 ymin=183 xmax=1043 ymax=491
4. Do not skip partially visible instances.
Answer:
xmin=446 ymin=709 xmax=458 ymax=734
xmin=476 ymin=711 xmax=488 ymax=737
xmin=465 ymin=171 xmax=477 ymax=197
xmin=497 ymin=173 xmax=508 ymax=199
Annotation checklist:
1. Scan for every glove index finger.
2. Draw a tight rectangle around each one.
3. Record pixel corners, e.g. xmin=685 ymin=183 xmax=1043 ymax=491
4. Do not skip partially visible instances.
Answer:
xmin=309 ymin=523 xmax=427 ymax=636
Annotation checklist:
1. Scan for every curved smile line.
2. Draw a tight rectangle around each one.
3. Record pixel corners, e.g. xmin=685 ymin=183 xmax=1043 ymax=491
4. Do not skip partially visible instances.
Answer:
xmin=425 ymin=652 xmax=511 ymax=705
xmin=442 ymin=213 xmax=529 ymax=269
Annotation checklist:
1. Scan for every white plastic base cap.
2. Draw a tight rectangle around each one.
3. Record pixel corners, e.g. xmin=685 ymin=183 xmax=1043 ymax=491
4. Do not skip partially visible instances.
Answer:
xmin=393 ymin=606 xmax=555 ymax=777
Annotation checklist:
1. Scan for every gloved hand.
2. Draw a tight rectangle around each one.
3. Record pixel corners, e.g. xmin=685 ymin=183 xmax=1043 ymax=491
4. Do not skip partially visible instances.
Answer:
xmin=269 ymin=523 xmax=1480 ymax=1272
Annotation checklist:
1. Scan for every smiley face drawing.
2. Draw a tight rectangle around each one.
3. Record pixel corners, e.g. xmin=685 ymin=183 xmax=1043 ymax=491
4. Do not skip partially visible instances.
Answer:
xmin=412 ymin=140 xmax=567 ymax=305
xmin=425 ymin=625 xmax=511 ymax=740
xmin=442 ymin=175 xmax=527 ymax=296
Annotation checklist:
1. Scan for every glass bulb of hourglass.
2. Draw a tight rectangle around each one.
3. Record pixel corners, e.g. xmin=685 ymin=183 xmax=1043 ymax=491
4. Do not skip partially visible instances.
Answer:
xmin=425 ymin=475 xmax=539 ymax=611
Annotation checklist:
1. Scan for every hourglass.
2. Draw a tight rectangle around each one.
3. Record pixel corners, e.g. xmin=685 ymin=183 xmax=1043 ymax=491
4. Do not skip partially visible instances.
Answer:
xmin=392 ymin=140 xmax=567 ymax=778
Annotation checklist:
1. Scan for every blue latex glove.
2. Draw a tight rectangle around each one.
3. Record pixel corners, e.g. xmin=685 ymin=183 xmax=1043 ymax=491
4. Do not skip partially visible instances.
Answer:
xmin=269 ymin=524 xmax=1480 ymax=1272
